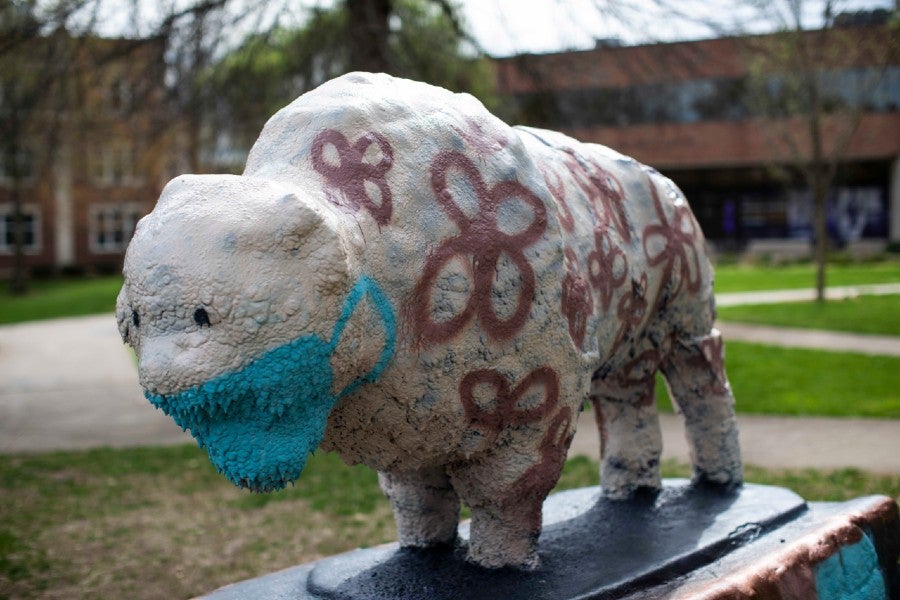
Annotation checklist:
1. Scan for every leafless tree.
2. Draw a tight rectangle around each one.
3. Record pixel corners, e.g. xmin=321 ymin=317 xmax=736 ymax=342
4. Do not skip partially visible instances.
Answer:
xmin=735 ymin=1 xmax=898 ymax=300
xmin=1 ymin=0 xmax=97 ymax=293
xmin=0 ymin=0 xmax=493 ymax=292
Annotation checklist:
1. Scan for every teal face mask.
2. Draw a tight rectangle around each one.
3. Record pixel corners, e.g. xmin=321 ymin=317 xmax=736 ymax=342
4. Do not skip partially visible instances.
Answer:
xmin=144 ymin=276 xmax=396 ymax=492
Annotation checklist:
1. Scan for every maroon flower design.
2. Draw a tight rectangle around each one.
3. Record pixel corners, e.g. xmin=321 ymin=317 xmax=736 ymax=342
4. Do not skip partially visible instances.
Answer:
xmin=460 ymin=366 xmax=560 ymax=437
xmin=410 ymin=150 xmax=547 ymax=345
xmin=587 ymin=224 xmax=628 ymax=312
xmin=564 ymin=154 xmax=631 ymax=241
xmin=311 ymin=129 xmax=394 ymax=226
xmin=561 ymin=248 xmax=593 ymax=349
xmin=508 ymin=406 xmax=575 ymax=529
xmin=642 ymin=178 xmax=702 ymax=298
xmin=615 ymin=349 xmax=661 ymax=407
xmin=542 ymin=167 xmax=574 ymax=233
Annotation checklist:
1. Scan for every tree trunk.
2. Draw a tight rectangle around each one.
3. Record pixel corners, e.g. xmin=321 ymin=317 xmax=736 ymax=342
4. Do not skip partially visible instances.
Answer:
xmin=812 ymin=174 xmax=827 ymax=302
xmin=187 ymin=107 xmax=202 ymax=173
xmin=347 ymin=0 xmax=392 ymax=73
xmin=10 ymin=182 xmax=27 ymax=295
xmin=803 ymin=62 xmax=827 ymax=302
xmin=186 ymin=4 xmax=212 ymax=173
xmin=7 ymin=114 xmax=28 ymax=295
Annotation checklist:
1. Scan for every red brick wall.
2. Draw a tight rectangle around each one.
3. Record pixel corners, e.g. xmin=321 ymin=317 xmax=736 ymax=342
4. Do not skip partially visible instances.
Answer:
xmin=568 ymin=113 xmax=900 ymax=170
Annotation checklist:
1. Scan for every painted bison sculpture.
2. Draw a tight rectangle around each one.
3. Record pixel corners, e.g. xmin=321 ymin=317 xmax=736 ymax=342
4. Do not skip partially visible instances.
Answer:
xmin=117 ymin=72 xmax=741 ymax=569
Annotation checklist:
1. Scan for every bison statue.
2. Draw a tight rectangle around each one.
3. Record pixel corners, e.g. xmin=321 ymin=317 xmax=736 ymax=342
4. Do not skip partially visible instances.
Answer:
xmin=117 ymin=72 xmax=742 ymax=570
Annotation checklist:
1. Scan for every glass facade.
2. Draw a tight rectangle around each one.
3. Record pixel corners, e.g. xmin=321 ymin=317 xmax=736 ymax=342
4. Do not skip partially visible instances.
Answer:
xmin=685 ymin=185 xmax=888 ymax=243
xmin=516 ymin=66 xmax=899 ymax=129
xmin=507 ymin=51 xmax=898 ymax=245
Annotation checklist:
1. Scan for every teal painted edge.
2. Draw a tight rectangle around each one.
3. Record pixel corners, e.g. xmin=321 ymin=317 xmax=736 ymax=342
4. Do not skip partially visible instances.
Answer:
xmin=333 ymin=274 xmax=397 ymax=399
xmin=814 ymin=529 xmax=887 ymax=600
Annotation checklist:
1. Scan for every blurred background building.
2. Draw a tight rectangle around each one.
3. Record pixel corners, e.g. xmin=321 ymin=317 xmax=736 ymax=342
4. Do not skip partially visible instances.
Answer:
xmin=0 ymin=33 xmax=175 ymax=279
xmin=0 ymin=1 xmax=897 ymax=279
xmin=495 ymin=14 xmax=899 ymax=259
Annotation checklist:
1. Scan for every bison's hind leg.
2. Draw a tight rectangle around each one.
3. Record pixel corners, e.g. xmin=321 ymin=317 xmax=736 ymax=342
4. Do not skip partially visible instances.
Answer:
xmin=660 ymin=328 xmax=742 ymax=488
xmin=593 ymin=361 xmax=664 ymax=500
xmin=378 ymin=467 xmax=460 ymax=548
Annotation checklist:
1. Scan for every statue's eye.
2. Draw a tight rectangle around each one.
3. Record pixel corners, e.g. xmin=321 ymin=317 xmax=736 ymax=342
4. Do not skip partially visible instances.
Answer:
xmin=194 ymin=307 xmax=211 ymax=328
xmin=131 ymin=310 xmax=140 ymax=328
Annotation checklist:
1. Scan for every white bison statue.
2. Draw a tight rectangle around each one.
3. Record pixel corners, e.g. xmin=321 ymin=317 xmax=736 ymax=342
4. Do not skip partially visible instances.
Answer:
xmin=117 ymin=72 xmax=741 ymax=570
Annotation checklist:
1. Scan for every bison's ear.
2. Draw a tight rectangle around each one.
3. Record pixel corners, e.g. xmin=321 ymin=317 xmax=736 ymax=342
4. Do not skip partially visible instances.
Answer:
xmin=273 ymin=192 xmax=327 ymax=255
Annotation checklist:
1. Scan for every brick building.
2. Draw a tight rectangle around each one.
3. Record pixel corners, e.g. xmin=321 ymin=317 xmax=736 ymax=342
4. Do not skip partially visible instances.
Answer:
xmin=2 ymin=21 xmax=898 ymax=279
xmin=0 ymin=35 xmax=176 ymax=278
xmin=494 ymin=18 xmax=900 ymax=257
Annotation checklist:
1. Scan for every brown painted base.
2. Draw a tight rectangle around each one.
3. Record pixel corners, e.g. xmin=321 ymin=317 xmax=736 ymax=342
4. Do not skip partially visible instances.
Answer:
xmin=202 ymin=481 xmax=899 ymax=600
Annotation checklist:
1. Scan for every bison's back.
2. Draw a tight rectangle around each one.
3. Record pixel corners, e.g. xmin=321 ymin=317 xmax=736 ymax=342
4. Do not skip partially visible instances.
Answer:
xmin=515 ymin=126 xmax=716 ymax=372
xmin=247 ymin=72 xmax=712 ymax=469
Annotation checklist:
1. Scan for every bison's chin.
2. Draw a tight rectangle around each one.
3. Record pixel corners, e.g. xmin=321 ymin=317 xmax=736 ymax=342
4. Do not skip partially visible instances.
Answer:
xmin=144 ymin=333 xmax=341 ymax=492
xmin=191 ymin=405 xmax=329 ymax=493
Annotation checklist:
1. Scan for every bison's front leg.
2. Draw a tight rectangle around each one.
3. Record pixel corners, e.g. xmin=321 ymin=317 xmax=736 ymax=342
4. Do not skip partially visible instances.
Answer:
xmin=450 ymin=409 xmax=575 ymax=570
xmin=378 ymin=467 xmax=460 ymax=548
xmin=449 ymin=458 xmax=543 ymax=569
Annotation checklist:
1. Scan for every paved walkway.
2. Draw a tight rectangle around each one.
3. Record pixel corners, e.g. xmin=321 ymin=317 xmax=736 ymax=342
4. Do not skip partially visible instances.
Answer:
xmin=568 ymin=411 xmax=900 ymax=475
xmin=716 ymin=322 xmax=900 ymax=356
xmin=715 ymin=282 xmax=900 ymax=307
xmin=0 ymin=315 xmax=190 ymax=453
xmin=0 ymin=291 xmax=898 ymax=472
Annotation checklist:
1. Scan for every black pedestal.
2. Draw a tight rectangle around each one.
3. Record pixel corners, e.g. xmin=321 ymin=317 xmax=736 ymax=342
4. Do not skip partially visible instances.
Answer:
xmin=202 ymin=480 xmax=899 ymax=600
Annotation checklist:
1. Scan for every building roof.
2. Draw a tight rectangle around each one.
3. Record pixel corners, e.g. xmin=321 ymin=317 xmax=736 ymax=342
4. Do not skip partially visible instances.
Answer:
xmin=494 ymin=23 xmax=899 ymax=93
xmin=494 ymin=22 xmax=900 ymax=168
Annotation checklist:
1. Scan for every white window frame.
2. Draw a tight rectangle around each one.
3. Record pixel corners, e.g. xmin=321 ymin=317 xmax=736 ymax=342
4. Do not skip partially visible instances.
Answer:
xmin=0 ymin=203 xmax=42 ymax=255
xmin=88 ymin=202 xmax=143 ymax=254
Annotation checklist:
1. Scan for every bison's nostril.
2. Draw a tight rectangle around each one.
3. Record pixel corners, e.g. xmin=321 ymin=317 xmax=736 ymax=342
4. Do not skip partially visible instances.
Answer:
xmin=132 ymin=310 xmax=140 ymax=328
xmin=194 ymin=307 xmax=211 ymax=328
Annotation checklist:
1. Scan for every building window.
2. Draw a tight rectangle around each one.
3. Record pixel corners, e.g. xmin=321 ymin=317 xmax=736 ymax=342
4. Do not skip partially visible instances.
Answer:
xmin=0 ymin=204 xmax=41 ymax=254
xmin=89 ymin=141 xmax=143 ymax=187
xmin=89 ymin=203 xmax=143 ymax=253
xmin=108 ymin=78 xmax=134 ymax=113
xmin=0 ymin=146 xmax=35 ymax=185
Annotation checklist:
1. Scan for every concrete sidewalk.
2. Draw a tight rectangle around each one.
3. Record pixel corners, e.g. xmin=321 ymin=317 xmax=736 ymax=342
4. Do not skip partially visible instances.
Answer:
xmin=715 ymin=282 xmax=900 ymax=307
xmin=0 ymin=315 xmax=190 ymax=453
xmin=568 ymin=411 xmax=900 ymax=475
xmin=0 ymin=312 xmax=897 ymax=474
xmin=716 ymin=321 xmax=900 ymax=356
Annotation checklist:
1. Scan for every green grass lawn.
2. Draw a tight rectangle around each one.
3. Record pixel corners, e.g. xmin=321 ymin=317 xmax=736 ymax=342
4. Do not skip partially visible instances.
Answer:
xmin=2 ymin=268 xmax=897 ymax=598
xmin=0 ymin=276 xmax=123 ymax=325
xmin=712 ymin=260 xmax=900 ymax=293
xmin=717 ymin=294 xmax=900 ymax=336
xmin=1 ymin=445 xmax=897 ymax=599
xmin=655 ymin=341 xmax=900 ymax=418
xmin=2 ymin=260 xmax=899 ymax=325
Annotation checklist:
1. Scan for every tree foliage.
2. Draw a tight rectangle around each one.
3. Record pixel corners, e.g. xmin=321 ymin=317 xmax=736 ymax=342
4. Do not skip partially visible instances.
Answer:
xmin=1 ymin=0 xmax=495 ymax=289
xmin=207 ymin=0 xmax=499 ymax=153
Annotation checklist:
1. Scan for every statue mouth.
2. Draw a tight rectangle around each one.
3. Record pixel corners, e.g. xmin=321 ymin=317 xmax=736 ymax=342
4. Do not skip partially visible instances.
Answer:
xmin=139 ymin=275 xmax=396 ymax=493
xmin=144 ymin=335 xmax=338 ymax=492
xmin=147 ymin=382 xmax=333 ymax=492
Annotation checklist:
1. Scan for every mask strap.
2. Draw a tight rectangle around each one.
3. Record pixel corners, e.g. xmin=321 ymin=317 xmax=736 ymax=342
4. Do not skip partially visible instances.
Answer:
xmin=330 ymin=275 xmax=397 ymax=399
